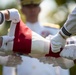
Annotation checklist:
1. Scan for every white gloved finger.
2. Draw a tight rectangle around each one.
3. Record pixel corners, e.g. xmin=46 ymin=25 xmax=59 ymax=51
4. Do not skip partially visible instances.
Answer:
xmin=60 ymin=48 xmax=74 ymax=59
xmin=2 ymin=36 xmax=14 ymax=43
xmin=51 ymin=33 xmax=66 ymax=53
xmin=51 ymin=42 xmax=61 ymax=52
xmin=60 ymin=44 xmax=76 ymax=60
xmin=0 ymin=36 xmax=14 ymax=52
xmin=45 ymin=35 xmax=53 ymax=40
xmin=46 ymin=34 xmax=62 ymax=54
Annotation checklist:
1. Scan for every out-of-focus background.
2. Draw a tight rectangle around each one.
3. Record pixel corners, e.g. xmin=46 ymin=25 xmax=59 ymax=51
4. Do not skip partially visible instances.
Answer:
xmin=0 ymin=0 xmax=76 ymax=75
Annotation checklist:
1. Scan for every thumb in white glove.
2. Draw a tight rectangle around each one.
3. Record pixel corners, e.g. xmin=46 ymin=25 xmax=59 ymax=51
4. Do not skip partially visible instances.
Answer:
xmin=0 ymin=36 xmax=14 ymax=51
xmin=0 ymin=55 xmax=22 ymax=67
xmin=45 ymin=35 xmax=53 ymax=40
xmin=51 ymin=32 xmax=66 ymax=53
xmin=60 ymin=44 xmax=76 ymax=60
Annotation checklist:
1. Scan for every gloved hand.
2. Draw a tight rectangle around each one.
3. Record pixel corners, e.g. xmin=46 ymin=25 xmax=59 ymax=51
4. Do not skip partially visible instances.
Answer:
xmin=0 ymin=55 xmax=22 ymax=67
xmin=60 ymin=44 xmax=76 ymax=60
xmin=0 ymin=35 xmax=14 ymax=51
xmin=53 ymin=57 xmax=75 ymax=69
xmin=51 ymin=32 xmax=66 ymax=53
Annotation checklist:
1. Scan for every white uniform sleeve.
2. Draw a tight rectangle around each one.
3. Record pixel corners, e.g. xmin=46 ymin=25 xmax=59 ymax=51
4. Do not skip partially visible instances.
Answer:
xmin=8 ymin=8 xmax=20 ymax=23
xmin=62 ymin=7 xmax=76 ymax=36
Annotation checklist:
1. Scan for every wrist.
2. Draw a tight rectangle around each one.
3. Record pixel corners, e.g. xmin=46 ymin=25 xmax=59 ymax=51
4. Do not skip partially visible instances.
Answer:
xmin=59 ymin=31 xmax=66 ymax=39
xmin=60 ymin=26 xmax=72 ymax=39
xmin=60 ymin=26 xmax=72 ymax=38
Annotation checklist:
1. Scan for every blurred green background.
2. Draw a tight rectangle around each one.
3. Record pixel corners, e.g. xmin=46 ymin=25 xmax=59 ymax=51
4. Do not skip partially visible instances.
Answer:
xmin=0 ymin=0 xmax=76 ymax=75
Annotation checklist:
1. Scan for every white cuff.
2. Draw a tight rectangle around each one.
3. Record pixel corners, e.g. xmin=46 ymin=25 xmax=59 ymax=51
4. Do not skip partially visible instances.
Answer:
xmin=8 ymin=8 xmax=20 ymax=23
xmin=60 ymin=26 xmax=72 ymax=39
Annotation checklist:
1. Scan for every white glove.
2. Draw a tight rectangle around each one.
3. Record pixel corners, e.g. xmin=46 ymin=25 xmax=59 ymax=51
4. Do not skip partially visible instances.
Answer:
xmin=0 ymin=55 xmax=22 ymax=67
xmin=53 ymin=57 xmax=75 ymax=69
xmin=0 ymin=36 xmax=14 ymax=51
xmin=60 ymin=44 xmax=76 ymax=60
xmin=51 ymin=32 xmax=66 ymax=53
xmin=8 ymin=8 xmax=20 ymax=23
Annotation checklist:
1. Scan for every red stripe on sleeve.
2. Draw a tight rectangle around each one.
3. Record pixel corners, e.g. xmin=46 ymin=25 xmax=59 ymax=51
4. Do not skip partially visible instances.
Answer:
xmin=13 ymin=20 xmax=32 ymax=54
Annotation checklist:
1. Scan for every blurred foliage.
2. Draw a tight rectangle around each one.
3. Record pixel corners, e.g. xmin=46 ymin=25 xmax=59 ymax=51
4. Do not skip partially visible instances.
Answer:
xmin=0 ymin=0 xmax=17 ymax=10
xmin=0 ymin=0 xmax=17 ymax=36
xmin=0 ymin=21 xmax=11 ymax=36
xmin=54 ymin=0 xmax=76 ymax=27
xmin=55 ymin=0 xmax=67 ymax=6
xmin=43 ymin=0 xmax=76 ymax=28
xmin=70 ymin=65 xmax=76 ymax=75
xmin=0 ymin=0 xmax=26 ymax=36
xmin=0 ymin=65 xmax=2 ymax=75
